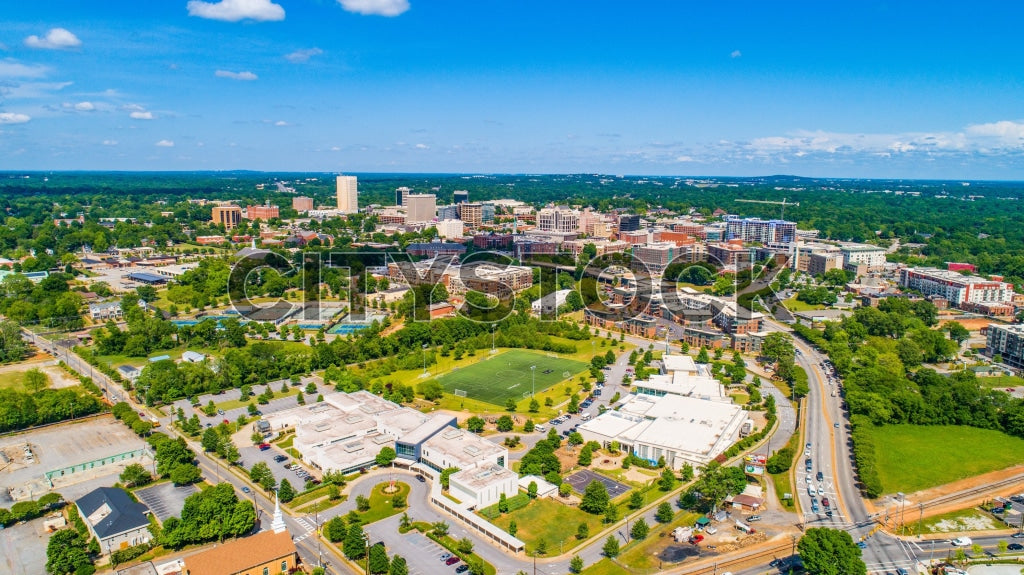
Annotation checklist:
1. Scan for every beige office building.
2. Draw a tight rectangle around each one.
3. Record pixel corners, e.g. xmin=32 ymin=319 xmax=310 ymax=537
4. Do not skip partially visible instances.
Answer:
xmin=336 ymin=175 xmax=359 ymax=214
xmin=459 ymin=203 xmax=483 ymax=229
xmin=211 ymin=205 xmax=242 ymax=230
xmin=406 ymin=193 xmax=437 ymax=223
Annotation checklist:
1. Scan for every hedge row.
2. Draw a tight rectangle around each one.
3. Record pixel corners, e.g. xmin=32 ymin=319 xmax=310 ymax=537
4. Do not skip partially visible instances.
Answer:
xmin=849 ymin=415 xmax=883 ymax=498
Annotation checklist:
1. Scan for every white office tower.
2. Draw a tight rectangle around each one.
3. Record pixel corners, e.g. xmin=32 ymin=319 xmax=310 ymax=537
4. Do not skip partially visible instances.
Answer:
xmin=336 ymin=175 xmax=358 ymax=213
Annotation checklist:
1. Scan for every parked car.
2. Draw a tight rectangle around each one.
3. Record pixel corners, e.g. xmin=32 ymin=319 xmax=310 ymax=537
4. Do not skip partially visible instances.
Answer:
xmin=455 ymin=566 xmax=469 ymax=574
xmin=445 ymin=557 xmax=460 ymax=566
xmin=816 ymin=471 xmax=823 ymax=482
xmin=259 ymin=443 xmax=271 ymax=451
xmin=822 ymin=497 xmax=830 ymax=508
xmin=217 ymin=409 xmax=225 ymax=415
xmin=857 ymin=541 xmax=867 ymax=549
xmin=1008 ymin=543 xmax=1023 ymax=551
xmin=951 ymin=537 xmax=972 ymax=547
xmin=241 ymin=486 xmax=250 ymax=493
xmin=747 ymin=515 xmax=761 ymax=522
xmin=440 ymin=553 xmax=452 ymax=562
xmin=416 ymin=475 xmax=426 ymax=483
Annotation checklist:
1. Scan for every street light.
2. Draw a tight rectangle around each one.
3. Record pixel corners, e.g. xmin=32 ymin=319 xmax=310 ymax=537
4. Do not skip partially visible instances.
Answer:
xmin=530 ymin=365 xmax=536 ymax=397
xmin=491 ymin=324 xmax=496 ymax=353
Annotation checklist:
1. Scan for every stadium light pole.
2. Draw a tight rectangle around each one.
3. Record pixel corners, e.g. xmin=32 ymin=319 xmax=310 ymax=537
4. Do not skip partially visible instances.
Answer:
xmin=491 ymin=324 xmax=496 ymax=353
xmin=531 ymin=365 xmax=536 ymax=397
xmin=422 ymin=343 xmax=428 ymax=376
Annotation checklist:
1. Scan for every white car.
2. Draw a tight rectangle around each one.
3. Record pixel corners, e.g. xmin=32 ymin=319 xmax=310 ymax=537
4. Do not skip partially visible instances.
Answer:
xmin=951 ymin=536 xmax=972 ymax=547
xmin=817 ymin=486 xmax=825 ymax=496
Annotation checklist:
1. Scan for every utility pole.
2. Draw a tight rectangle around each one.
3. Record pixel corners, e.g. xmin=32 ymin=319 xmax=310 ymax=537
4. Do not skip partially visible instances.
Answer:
xmin=531 ymin=365 xmax=536 ymax=397
xmin=422 ymin=343 xmax=428 ymax=375
xmin=918 ymin=503 xmax=924 ymax=539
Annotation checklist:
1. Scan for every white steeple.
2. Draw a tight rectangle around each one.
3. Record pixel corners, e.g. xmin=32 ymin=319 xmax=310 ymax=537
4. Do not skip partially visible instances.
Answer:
xmin=271 ymin=490 xmax=287 ymax=534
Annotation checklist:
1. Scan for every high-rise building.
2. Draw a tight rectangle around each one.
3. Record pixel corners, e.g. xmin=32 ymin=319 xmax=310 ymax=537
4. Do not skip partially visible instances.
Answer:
xmin=437 ymin=204 xmax=459 ymax=220
xmin=459 ymin=203 xmax=483 ymax=229
xmin=406 ymin=194 xmax=437 ymax=223
xmin=211 ymin=205 xmax=242 ymax=230
xmin=436 ymin=219 xmax=465 ymax=239
xmin=986 ymin=324 xmax=1024 ymax=372
xmin=292 ymin=196 xmax=313 ymax=212
xmin=453 ymin=190 xmax=469 ymax=204
xmin=538 ymin=206 xmax=580 ymax=233
xmin=619 ymin=214 xmax=642 ymax=232
xmin=336 ymin=175 xmax=358 ymax=214
xmin=395 ymin=187 xmax=412 ymax=206
xmin=482 ymin=204 xmax=496 ymax=223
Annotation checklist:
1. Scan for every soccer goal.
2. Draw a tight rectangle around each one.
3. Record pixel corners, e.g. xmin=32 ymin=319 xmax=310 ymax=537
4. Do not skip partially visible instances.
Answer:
xmin=522 ymin=391 xmax=533 ymax=399
xmin=453 ymin=389 xmax=468 ymax=398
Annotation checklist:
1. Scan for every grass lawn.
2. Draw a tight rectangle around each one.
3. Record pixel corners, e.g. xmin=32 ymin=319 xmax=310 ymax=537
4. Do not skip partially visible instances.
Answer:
xmin=976 ymin=375 xmax=1024 ymax=389
xmin=782 ymin=296 xmax=827 ymax=312
xmin=216 ymin=387 xmax=301 ymax=411
xmin=864 ymin=424 xmax=1024 ymax=494
xmin=903 ymin=507 xmax=1006 ymax=536
xmin=356 ymin=482 xmax=411 ymax=525
xmin=0 ymin=370 xmax=28 ymax=391
xmin=488 ymin=497 xmax=605 ymax=554
xmin=436 ymin=349 xmax=588 ymax=406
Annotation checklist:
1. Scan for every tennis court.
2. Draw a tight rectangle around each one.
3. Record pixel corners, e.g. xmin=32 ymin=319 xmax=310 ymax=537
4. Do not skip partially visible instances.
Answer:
xmin=436 ymin=349 xmax=588 ymax=406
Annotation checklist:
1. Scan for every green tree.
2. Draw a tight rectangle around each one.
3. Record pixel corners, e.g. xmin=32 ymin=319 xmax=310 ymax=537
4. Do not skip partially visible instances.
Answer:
xmin=466 ymin=416 xmax=485 ymax=433
xmin=201 ymin=427 xmax=221 ymax=452
xmin=508 ymin=520 xmax=517 ymax=537
xmin=440 ymin=468 xmax=459 ymax=490
xmin=696 ymin=347 xmax=710 ymax=363
xmin=629 ymin=490 xmax=644 ymax=510
xmin=325 ymin=516 xmax=347 ymax=542
xmin=368 ymin=543 xmax=390 ymax=574
xmin=498 ymin=493 xmax=509 ymax=513
xmin=344 ymin=523 xmax=367 ymax=560
xmin=656 ymin=502 xmax=674 ymax=523
xmin=431 ymin=521 xmax=450 ymax=537
xmin=389 ymin=555 xmax=408 ymax=575
xmin=169 ymin=463 xmax=201 ymax=485
xmin=376 ymin=446 xmax=397 ymax=466
xmin=524 ymin=419 xmax=535 ymax=432
xmin=659 ymin=467 xmax=676 ymax=491
xmin=604 ymin=503 xmax=620 ymax=523
xmin=456 ymin=537 xmax=473 ymax=554
xmin=24 ymin=368 xmax=49 ymax=393
xmin=356 ymin=494 xmax=370 ymax=512
xmin=119 ymin=463 xmax=152 ymax=488
xmin=797 ymin=528 xmax=866 ymax=575
xmin=576 ymin=522 xmax=589 ymax=540
xmin=528 ymin=398 xmax=540 ymax=413
xmin=278 ymin=478 xmax=296 ymax=503
xmin=570 ymin=555 xmax=584 ymax=573
xmin=580 ymin=480 xmax=610 ymax=514
xmin=496 ymin=415 xmax=514 ymax=432
xmin=45 ymin=529 xmax=91 ymax=575
xmin=602 ymin=535 xmax=620 ymax=558
xmin=505 ymin=397 xmax=517 ymax=412
xmin=528 ymin=481 xmax=538 ymax=499
xmin=630 ymin=517 xmax=650 ymax=540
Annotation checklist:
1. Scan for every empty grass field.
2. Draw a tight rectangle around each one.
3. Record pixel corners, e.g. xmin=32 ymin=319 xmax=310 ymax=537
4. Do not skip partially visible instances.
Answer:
xmin=436 ymin=349 xmax=587 ymax=406
xmin=863 ymin=424 xmax=1024 ymax=494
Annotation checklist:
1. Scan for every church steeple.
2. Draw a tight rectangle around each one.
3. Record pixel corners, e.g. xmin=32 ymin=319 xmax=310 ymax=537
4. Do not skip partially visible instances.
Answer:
xmin=271 ymin=490 xmax=287 ymax=534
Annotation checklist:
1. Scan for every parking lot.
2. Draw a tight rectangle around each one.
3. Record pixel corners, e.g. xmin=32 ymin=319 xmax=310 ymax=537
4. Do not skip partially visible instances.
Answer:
xmin=565 ymin=469 xmax=630 ymax=498
xmin=364 ymin=525 xmax=454 ymax=575
xmin=0 ymin=416 xmax=147 ymax=501
xmin=135 ymin=482 xmax=199 ymax=522
xmin=0 ymin=514 xmax=50 ymax=575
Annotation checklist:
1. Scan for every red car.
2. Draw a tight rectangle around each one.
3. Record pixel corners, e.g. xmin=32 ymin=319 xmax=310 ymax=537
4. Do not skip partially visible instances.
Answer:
xmin=258 ymin=443 xmax=271 ymax=451
xmin=445 ymin=557 xmax=460 ymax=566
xmin=690 ymin=534 xmax=704 ymax=545
xmin=822 ymin=497 xmax=830 ymax=508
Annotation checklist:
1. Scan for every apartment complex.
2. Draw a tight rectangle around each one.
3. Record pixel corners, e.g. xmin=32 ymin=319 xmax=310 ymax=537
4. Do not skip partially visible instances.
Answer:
xmin=436 ymin=219 xmax=465 ymax=239
xmin=336 ymin=175 xmax=359 ymax=213
xmin=899 ymin=267 xmax=1014 ymax=308
xmin=211 ymin=205 xmax=241 ymax=230
xmin=725 ymin=216 xmax=797 ymax=244
xmin=459 ymin=203 xmax=483 ymax=229
xmin=986 ymin=323 xmax=1024 ymax=373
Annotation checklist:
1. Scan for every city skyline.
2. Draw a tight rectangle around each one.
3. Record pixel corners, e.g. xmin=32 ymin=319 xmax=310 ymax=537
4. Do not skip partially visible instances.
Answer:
xmin=2 ymin=1 xmax=1024 ymax=179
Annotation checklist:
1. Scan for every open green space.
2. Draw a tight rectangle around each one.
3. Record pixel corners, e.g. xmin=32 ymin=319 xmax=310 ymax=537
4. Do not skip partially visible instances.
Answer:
xmin=487 ymin=496 xmax=605 ymax=554
xmin=902 ymin=507 xmax=1007 ymax=536
xmin=864 ymin=424 xmax=1024 ymax=494
xmin=782 ymin=296 xmax=828 ymax=312
xmin=356 ymin=482 xmax=411 ymax=525
xmin=214 ymin=386 xmax=300 ymax=411
xmin=435 ymin=349 xmax=588 ymax=406
xmin=0 ymin=370 xmax=29 ymax=391
xmin=975 ymin=375 xmax=1024 ymax=389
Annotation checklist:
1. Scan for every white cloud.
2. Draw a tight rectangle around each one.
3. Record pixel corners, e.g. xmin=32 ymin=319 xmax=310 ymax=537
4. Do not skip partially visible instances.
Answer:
xmin=187 ymin=0 xmax=285 ymax=22
xmin=103 ymin=140 xmax=118 ymax=146
xmin=284 ymin=48 xmax=323 ymax=63
xmin=215 ymin=70 xmax=258 ymax=81
xmin=730 ymin=50 xmax=742 ymax=58
xmin=965 ymin=121 xmax=1024 ymax=144
xmin=73 ymin=101 xmax=95 ymax=111
xmin=130 ymin=111 xmax=155 ymax=120
xmin=24 ymin=28 xmax=82 ymax=50
xmin=0 ymin=112 xmax=31 ymax=124
xmin=338 ymin=0 xmax=410 ymax=17
xmin=0 ymin=60 xmax=49 ymax=79
xmin=0 ymin=81 xmax=72 ymax=99
xmin=155 ymin=140 xmax=175 ymax=147
xmin=675 ymin=155 xmax=698 ymax=162
xmin=274 ymin=120 xmax=289 ymax=126
xmin=415 ymin=143 xmax=429 ymax=149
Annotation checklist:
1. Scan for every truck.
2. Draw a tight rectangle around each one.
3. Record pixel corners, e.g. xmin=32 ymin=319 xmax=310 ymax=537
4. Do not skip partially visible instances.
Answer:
xmin=735 ymin=520 xmax=754 ymax=534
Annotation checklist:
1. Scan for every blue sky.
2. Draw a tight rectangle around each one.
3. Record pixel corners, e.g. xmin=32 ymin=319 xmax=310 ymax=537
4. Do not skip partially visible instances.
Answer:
xmin=2 ymin=1 xmax=1024 ymax=178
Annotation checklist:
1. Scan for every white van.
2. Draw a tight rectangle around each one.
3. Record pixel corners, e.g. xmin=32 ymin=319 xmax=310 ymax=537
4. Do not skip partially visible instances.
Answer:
xmin=581 ymin=413 xmax=592 ymax=421
xmin=534 ymin=424 xmax=546 ymax=433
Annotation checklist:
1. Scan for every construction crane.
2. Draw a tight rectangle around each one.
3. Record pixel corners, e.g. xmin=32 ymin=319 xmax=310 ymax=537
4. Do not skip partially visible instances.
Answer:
xmin=734 ymin=198 xmax=800 ymax=220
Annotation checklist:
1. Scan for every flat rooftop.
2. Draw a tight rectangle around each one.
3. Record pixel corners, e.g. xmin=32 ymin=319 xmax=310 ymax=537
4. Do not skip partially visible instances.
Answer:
xmin=422 ymin=427 xmax=506 ymax=469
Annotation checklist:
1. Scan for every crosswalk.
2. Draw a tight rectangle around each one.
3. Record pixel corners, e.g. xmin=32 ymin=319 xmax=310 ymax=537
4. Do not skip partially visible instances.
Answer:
xmin=293 ymin=516 xmax=316 ymax=543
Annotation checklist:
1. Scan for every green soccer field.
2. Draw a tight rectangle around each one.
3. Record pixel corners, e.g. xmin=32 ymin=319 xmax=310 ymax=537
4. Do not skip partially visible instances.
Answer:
xmin=436 ymin=349 xmax=589 ymax=406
